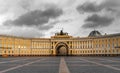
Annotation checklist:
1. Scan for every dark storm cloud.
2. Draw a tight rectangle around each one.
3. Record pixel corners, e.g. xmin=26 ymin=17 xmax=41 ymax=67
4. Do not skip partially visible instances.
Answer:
xmin=77 ymin=0 xmax=120 ymax=29
xmin=38 ymin=25 xmax=53 ymax=30
xmin=4 ymin=7 xmax=63 ymax=30
xmin=82 ymin=14 xmax=114 ymax=28
xmin=77 ymin=2 xmax=102 ymax=13
xmin=77 ymin=0 xmax=120 ymax=13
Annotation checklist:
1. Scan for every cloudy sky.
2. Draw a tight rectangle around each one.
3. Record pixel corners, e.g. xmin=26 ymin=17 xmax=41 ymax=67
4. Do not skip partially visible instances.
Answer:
xmin=0 ymin=0 xmax=120 ymax=38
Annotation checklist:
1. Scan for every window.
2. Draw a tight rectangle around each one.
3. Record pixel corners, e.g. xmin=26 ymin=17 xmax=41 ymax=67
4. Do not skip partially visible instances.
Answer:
xmin=113 ymin=50 xmax=114 ymax=53
xmin=107 ymin=44 xmax=110 ymax=49
xmin=0 ymin=40 xmax=1 ymax=47
xmin=117 ymin=49 xmax=118 ymax=52
xmin=102 ymin=44 xmax=104 ymax=48
xmin=4 ymin=51 xmax=6 ymax=53
xmin=116 ymin=43 xmax=119 ymax=47
xmin=112 ymin=43 xmax=114 ymax=48
xmin=105 ymin=50 xmax=107 ymax=53
xmin=12 ymin=51 xmax=14 ymax=53
xmin=96 ymin=44 xmax=98 ymax=48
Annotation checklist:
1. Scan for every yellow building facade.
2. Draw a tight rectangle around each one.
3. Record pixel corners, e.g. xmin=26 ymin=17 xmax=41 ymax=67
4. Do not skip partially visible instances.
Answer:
xmin=0 ymin=30 xmax=120 ymax=57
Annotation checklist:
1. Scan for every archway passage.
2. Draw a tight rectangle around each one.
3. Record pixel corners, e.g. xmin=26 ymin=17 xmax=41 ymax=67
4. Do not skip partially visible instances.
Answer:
xmin=56 ymin=42 xmax=68 ymax=56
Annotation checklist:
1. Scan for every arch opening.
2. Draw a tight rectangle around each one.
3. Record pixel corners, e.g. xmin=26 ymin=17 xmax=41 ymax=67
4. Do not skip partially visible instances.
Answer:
xmin=56 ymin=42 xmax=68 ymax=56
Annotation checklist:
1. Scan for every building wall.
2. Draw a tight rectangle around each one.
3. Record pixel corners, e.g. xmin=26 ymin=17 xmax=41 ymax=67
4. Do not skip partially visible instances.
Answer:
xmin=0 ymin=36 xmax=31 ymax=57
xmin=0 ymin=38 xmax=2 ymax=56
xmin=71 ymin=36 xmax=120 ymax=56
xmin=31 ymin=39 xmax=51 ymax=56
xmin=0 ymin=34 xmax=120 ymax=57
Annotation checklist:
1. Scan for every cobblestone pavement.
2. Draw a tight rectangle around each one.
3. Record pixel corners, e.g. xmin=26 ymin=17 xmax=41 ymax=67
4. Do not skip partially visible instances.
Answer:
xmin=0 ymin=56 xmax=120 ymax=73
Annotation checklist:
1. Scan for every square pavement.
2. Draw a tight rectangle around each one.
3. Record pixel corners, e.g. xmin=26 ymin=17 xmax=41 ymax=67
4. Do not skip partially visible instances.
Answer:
xmin=0 ymin=56 xmax=120 ymax=73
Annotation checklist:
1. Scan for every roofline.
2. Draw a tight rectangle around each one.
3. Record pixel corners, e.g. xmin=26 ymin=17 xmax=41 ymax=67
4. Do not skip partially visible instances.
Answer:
xmin=0 ymin=33 xmax=120 ymax=39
